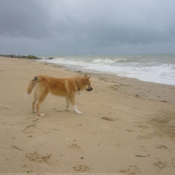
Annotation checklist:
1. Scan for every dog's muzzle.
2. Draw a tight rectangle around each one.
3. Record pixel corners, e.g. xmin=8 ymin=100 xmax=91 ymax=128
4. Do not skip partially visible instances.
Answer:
xmin=86 ymin=86 xmax=93 ymax=91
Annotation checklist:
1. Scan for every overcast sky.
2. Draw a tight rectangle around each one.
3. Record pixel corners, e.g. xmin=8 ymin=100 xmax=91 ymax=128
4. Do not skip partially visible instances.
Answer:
xmin=0 ymin=0 xmax=175 ymax=56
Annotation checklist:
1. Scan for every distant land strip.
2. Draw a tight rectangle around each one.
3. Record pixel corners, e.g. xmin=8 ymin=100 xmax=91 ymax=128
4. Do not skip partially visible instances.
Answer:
xmin=0 ymin=54 xmax=40 ymax=59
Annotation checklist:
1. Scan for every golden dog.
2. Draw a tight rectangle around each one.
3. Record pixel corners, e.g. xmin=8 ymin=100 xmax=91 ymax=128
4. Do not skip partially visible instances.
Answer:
xmin=26 ymin=74 xmax=93 ymax=116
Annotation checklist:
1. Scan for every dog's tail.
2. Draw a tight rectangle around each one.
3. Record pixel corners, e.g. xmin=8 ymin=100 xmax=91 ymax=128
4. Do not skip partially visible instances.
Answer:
xmin=25 ymin=76 xmax=38 ymax=97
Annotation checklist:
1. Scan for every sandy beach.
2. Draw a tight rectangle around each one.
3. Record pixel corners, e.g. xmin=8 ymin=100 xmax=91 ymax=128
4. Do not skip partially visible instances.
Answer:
xmin=0 ymin=56 xmax=175 ymax=174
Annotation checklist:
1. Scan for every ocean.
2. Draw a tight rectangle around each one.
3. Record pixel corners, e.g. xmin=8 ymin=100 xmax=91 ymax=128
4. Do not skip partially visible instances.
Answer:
xmin=39 ymin=54 xmax=175 ymax=86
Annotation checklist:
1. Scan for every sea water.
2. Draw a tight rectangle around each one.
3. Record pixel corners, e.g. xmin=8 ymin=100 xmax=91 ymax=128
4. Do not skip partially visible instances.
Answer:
xmin=39 ymin=54 xmax=175 ymax=86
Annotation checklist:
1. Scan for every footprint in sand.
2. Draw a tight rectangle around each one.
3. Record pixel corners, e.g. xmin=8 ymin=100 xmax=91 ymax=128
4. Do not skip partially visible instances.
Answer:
xmin=137 ymin=125 xmax=149 ymax=129
xmin=101 ymin=117 xmax=117 ymax=121
xmin=119 ymin=165 xmax=141 ymax=174
xmin=153 ymin=161 xmax=167 ymax=170
xmin=138 ymin=134 xmax=153 ymax=140
xmin=156 ymin=145 xmax=168 ymax=149
xmin=69 ymin=144 xmax=81 ymax=150
xmin=73 ymin=165 xmax=90 ymax=172
xmin=25 ymin=152 xmax=51 ymax=164
xmin=126 ymin=129 xmax=134 ymax=132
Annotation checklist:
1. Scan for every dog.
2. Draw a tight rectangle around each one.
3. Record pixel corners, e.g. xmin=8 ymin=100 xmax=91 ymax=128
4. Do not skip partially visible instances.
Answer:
xmin=26 ymin=74 xmax=93 ymax=116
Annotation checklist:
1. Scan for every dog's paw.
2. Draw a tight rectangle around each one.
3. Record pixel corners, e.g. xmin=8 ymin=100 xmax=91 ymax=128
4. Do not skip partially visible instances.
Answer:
xmin=40 ymin=113 xmax=45 ymax=117
xmin=75 ymin=110 xmax=82 ymax=114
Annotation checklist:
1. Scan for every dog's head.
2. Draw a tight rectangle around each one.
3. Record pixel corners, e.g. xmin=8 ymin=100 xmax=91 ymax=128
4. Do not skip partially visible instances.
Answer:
xmin=84 ymin=74 xmax=93 ymax=91
xmin=81 ymin=74 xmax=93 ymax=92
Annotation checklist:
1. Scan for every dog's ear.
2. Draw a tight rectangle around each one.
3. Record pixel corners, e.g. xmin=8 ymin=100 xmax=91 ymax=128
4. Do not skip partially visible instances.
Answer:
xmin=84 ymin=74 xmax=90 ymax=79
xmin=82 ymin=77 xmax=90 ymax=85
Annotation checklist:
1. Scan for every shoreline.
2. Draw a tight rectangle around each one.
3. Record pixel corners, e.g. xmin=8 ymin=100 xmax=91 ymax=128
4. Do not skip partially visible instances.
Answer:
xmin=0 ymin=56 xmax=175 ymax=174
xmin=38 ymin=54 xmax=175 ymax=87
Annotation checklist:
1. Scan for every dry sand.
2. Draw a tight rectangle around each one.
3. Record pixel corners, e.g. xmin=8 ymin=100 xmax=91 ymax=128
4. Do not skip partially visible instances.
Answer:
xmin=0 ymin=56 xmax=175 ymax=174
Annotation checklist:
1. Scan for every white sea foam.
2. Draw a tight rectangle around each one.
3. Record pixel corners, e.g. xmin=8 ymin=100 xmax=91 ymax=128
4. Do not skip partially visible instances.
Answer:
xmin=92 ymin=58 xmax=116 ymax=64
xmin=39 ymin=55 xmax=175 ymax=86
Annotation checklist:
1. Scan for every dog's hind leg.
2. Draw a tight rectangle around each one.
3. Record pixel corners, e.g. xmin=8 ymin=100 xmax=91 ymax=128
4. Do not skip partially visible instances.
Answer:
xmin=65 ymin=97 xmax=70 ymax=111
xmin=36 ymin=92 xmax=47 ymax=116
xmin=68 ymin=96 xmax=82 ymax=114
xmin=32 ymin=91 xmax=37 ymax=113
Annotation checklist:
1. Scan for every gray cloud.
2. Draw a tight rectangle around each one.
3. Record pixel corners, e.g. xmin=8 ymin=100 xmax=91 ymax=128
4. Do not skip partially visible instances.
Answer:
xmin=0 ymin=0 xmax=175 ymax=55
xmin=0 ymin=0 xmax=53 ymax=38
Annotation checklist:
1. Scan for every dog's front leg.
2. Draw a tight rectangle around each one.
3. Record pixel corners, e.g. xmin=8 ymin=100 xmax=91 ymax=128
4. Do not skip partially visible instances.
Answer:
xmin=73 ymin=106 xmax=82 ymax=114
xmin=65 ymin=97 xmax=70 ymax=111
xmin=69 ymin=96 xmax=82 ymax=114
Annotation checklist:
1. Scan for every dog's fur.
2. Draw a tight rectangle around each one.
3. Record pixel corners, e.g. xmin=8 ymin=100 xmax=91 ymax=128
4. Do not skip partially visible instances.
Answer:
xmin=26 ymin=74 xmax=93 ymax=116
